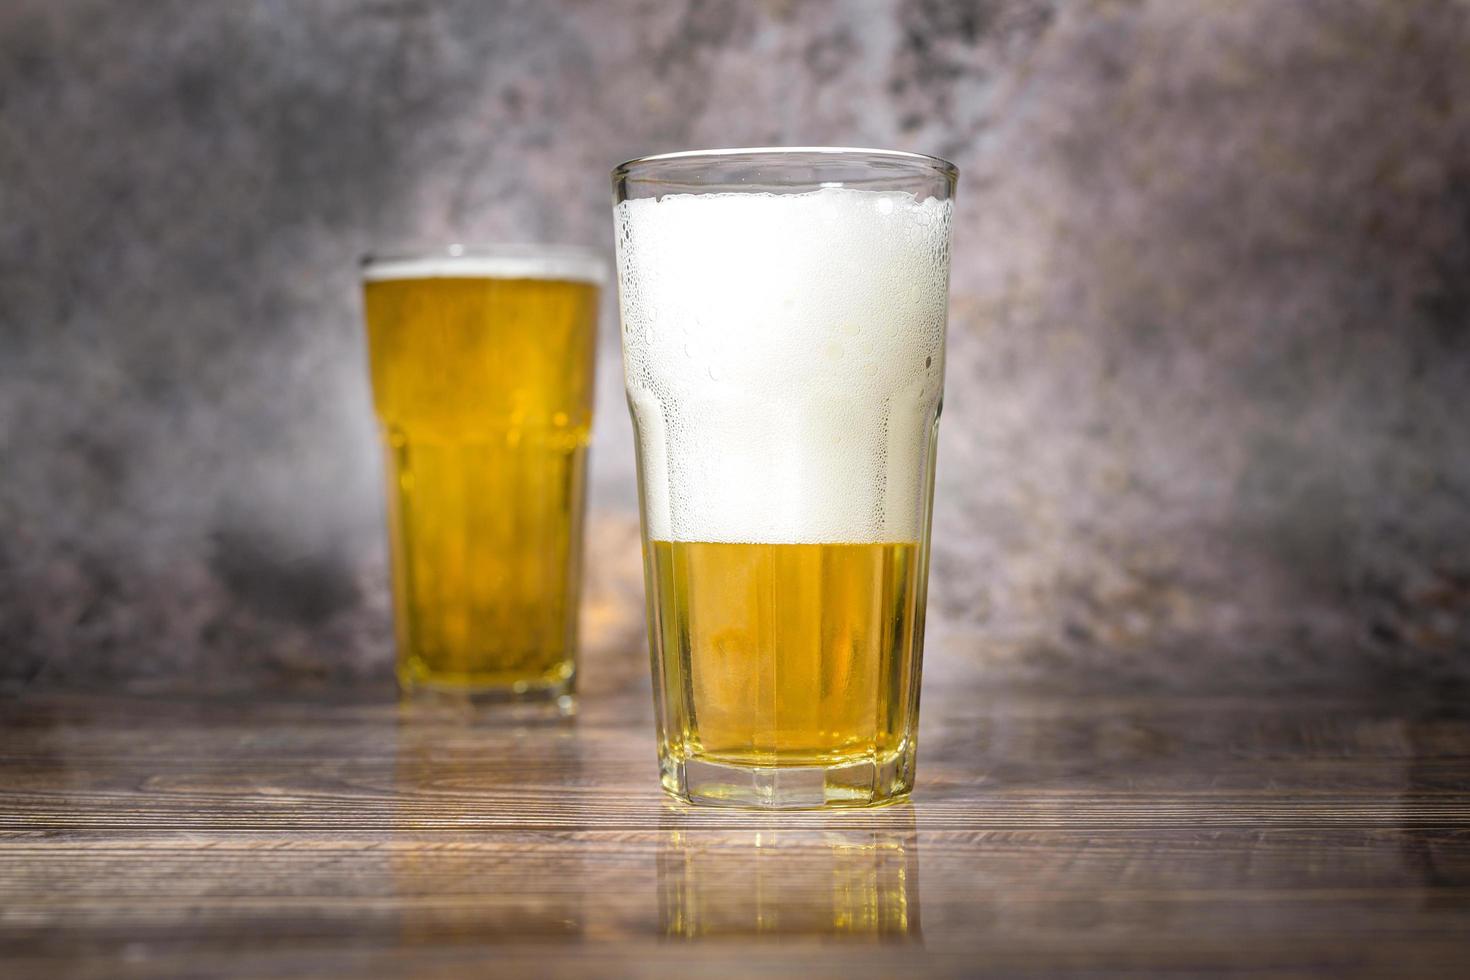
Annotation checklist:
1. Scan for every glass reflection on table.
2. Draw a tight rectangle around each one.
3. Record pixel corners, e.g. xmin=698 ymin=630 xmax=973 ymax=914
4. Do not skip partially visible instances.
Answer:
xmin=390 ymin=705 xmax=587 ymax=943
xmin=657 ymin=809 xmax=920 ymax=940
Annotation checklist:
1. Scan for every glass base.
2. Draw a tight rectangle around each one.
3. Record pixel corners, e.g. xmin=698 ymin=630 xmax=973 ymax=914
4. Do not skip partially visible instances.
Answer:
xmin=399 ymin=673 xmax=576 ymax=719
xmin=660 ymin=751 xmax=913 ymax=809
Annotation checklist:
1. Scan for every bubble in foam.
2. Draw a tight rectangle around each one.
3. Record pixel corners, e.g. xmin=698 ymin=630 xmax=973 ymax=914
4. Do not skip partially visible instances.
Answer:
xmin=616 ymin=187 xmax=952 ymax=545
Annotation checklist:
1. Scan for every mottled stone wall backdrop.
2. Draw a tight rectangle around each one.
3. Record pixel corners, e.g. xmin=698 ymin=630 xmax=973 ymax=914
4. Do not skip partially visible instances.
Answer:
xmin=2 ymin=0 xmax=1467 ymax=693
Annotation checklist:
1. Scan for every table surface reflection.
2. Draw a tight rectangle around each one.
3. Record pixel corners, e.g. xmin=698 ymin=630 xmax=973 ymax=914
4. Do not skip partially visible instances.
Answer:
xmin=2 ymin=665 xmax=1468 ymax=977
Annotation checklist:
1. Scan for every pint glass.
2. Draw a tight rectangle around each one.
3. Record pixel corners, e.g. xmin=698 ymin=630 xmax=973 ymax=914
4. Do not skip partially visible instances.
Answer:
xmin=361 ymin=245 xmax=604 ymax=709
xmin=613 ymin=149 xmax=957 ymax=806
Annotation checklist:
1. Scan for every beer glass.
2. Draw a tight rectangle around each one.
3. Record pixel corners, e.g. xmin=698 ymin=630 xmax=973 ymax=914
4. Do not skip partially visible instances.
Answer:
xmin=360 ymin=245 xmax=605 ymax=710
xmin=612 ymin=148 xmax=957 ymax=806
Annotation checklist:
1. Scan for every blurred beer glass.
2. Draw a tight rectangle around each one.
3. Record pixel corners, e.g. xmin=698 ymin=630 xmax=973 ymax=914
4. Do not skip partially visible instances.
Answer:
xmin=613 ymin=148 xmax=957 ymax=806
xmin=360 ymin=245 xmax=605 ymax=711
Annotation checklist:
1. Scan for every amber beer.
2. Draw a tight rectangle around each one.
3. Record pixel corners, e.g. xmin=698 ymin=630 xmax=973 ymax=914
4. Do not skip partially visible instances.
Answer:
xmin=614 ymin=148 xmax=956 ymax=807
xmin=648 ymin=541 xmax=924 ymax=767
xmin=361 ymin=247 xmax=602 ymax=706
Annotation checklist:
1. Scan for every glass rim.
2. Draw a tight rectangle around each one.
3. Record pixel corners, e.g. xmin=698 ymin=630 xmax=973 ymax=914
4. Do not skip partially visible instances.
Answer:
xmin=612 ymin=146 xmax=959 ymax=183
xmin=360 ymin=242 xmax=608 ymax=285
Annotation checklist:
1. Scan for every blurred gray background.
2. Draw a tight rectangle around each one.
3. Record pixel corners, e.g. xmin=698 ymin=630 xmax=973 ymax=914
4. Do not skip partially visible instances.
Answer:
xmin=2 ymin=0 xmax=1467 ymax=694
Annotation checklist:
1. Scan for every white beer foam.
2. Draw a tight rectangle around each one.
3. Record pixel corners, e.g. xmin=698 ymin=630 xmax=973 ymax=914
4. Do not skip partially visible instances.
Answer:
xmin=616 ymin=187 xmax=951 ymax=544
xmin=364 ymin=249 xmax=606 ymax=285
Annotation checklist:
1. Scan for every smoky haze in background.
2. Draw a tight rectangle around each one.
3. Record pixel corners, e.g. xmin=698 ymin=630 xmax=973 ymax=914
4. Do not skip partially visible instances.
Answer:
xmin=1 ymin=0 xmax=1467 ymax=693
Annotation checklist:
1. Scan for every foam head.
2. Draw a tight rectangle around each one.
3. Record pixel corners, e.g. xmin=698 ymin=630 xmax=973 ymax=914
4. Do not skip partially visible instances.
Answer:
xmin=616 ymin=187 xmax=952 ymax=544
xmin=363 ymin=247 xmax=606 ymax=285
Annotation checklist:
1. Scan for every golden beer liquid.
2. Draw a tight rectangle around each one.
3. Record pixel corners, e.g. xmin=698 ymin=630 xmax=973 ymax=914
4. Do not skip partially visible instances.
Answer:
xmin=363 ymin=275 xmax=598 ymax=695
xmin=647 ymin=541 xmax=924 ymax=770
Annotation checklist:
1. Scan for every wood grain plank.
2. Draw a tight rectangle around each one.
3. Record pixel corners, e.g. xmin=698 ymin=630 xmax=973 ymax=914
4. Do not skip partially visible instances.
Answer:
xmin=2 ymin=682 xmax=1469 ymax=977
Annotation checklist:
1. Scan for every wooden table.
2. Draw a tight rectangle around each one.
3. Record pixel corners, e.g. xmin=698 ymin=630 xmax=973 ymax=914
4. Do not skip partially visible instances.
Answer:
xmin=3 ymin=662 xmax=1469 ymax=978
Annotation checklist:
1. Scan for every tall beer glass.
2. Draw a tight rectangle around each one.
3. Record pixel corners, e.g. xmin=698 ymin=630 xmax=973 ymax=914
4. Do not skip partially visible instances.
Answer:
xmin=613 ymin=148 xmax=957 ymax=806
xmin=361 ymin=245 xmax=604 ymax=710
